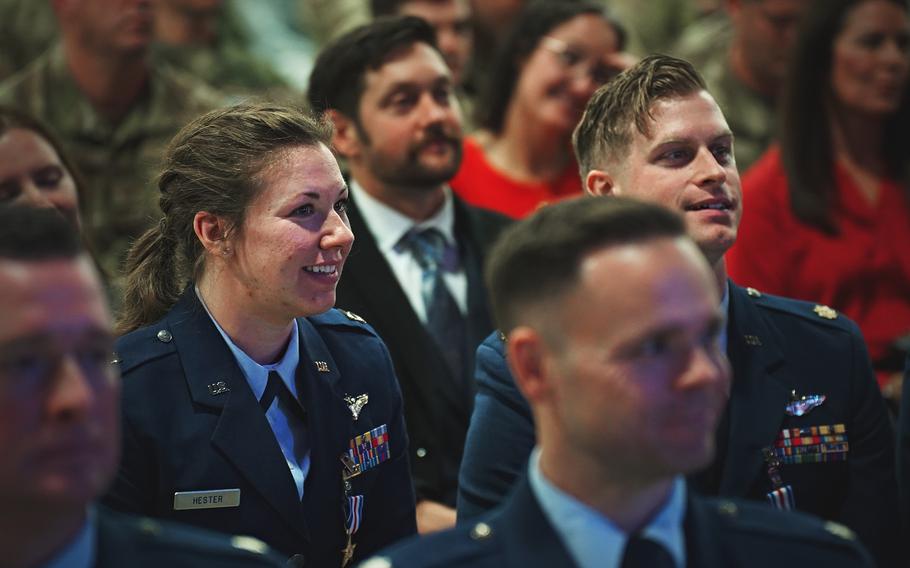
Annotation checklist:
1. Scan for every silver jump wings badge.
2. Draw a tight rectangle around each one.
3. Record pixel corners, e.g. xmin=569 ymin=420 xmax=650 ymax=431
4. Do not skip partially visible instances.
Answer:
xmin=344 ymin=394 xmax=369 ymax=421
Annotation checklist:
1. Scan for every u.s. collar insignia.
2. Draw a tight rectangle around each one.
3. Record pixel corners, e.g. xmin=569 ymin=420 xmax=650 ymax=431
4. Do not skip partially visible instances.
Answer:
xmin=314 ymin=360 xmax=331 ymax=373
xmin=207 ymin=381 xmax=230 ymax=395
xmin=344 ymin=393 xmax=369 ymax=420
xmin=743 ymin=334 xmax=762 ymax=346
xmin=785 ymin=390 xmax=827 ymax=416
xmin=813 ymin=305 xmax=837 ymax=320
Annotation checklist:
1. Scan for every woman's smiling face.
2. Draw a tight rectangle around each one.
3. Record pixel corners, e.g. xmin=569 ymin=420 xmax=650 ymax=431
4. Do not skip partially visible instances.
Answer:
xmin=511 ymin=13 xmax=621 ymax=135
xmin=225 ymin=143 xmax=353 ymax=323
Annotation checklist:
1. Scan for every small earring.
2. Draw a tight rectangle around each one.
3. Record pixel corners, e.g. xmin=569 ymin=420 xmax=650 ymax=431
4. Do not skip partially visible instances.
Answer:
xmin=222 ymin=246 xmax=232 ymax=256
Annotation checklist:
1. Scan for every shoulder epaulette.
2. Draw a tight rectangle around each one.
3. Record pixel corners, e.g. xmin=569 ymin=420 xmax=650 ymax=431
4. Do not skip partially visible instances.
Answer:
xmin=115 ymin=325 xmax=178 ymax=375
xmin=126 ymin=514 xmax=278 ymax=563
xmin=744 ymin=288 xmax=854 ymax=332
xmin=710 ymin=498 xmax=860 ymax=546
xmin=309 ymin=308 xmax=374 ymax=334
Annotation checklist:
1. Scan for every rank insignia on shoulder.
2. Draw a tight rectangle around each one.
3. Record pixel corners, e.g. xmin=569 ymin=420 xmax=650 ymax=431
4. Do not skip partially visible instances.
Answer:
xmin=785 ymin=391 xmax=826 ymax=416
xmin=344 ymin=393 xmax=369 ymax=421
xmin=342 ymin=310 xmax=367 ymax=323
xmin=813 ymin=304 xmax=837 ymax=319
xmin=346 ymin=424 xmax=391 ymax=475
xmin=746 ymin=287 xmax=762 ymax=298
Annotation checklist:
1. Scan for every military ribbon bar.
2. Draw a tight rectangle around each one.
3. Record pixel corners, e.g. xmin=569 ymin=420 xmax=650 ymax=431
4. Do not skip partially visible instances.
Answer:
xmin=347 ymin=423 xmax=391 ymax=474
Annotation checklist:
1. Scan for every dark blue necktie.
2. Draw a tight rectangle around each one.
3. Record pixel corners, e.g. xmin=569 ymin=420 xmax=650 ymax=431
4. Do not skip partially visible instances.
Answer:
xmin=259 ymin=371 xmax=309 ymax=500
xmin=259 ymin=370 xmax=307 ymax=424
xmin=620 ymin=535 xmax=675 ymax=568
xmin=399 ymin=228 xmax=467 ymax=384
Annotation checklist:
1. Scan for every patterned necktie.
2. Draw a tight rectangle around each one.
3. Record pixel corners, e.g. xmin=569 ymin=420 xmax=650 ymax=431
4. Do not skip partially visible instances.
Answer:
xmin=620 ymin=535 xmax=676 ymax=568
xmin=399 ymin=228 xmax=467 ymax=384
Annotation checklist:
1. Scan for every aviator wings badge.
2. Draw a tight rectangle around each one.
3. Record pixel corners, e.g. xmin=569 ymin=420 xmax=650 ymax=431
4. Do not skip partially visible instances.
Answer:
xmin=344 ymin=394 xmax=369 ymax=421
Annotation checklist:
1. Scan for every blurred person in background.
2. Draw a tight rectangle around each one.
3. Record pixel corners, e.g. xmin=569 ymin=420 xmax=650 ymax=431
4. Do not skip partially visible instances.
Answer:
xmin=676 ymin=0 xmax=809 ymax=171
xmin=371 ymin=0 xmax=475 ymax=126
xmin=152 ymin=0 xmax=292 ymax=101
xmin=0 ymin=107 xmax=82 ymax=228
xmin=728 ymin=0 xmax=910 ymax=399
xmin=0 ymin=0 xmax=224 ymax=286
xmin=371 ymin=0 xmax=472 ymax=88
xmin=449 ymin=1 xmax=630 ymax=219
xmin=0 ymin=0 xmax=58 ymax=81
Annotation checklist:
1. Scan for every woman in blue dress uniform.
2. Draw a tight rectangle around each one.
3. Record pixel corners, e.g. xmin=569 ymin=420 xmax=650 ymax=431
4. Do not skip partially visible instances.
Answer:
xmin=103 ymin=103 xmax=417 ymax=566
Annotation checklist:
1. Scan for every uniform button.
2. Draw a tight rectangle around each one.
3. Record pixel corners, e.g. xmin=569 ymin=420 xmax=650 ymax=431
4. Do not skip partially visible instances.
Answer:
xmin=416 ymin=447 xmax=427 ymax=458
xmin=156 ymin=329 xmax=173 ymax=343
xmin=470 ymin=522 xmax=493 ymax=540
xmin=287 ymin=553 xmax=307 ymax=567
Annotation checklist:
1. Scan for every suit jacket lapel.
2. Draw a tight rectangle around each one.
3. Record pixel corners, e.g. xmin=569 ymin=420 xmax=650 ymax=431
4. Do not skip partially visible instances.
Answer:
xmin=720 ymin=283 xmax=790 ymax=496
xmin=168 ymin=289 xmax=307 ymax=541
xmin=342 ymin=198 xmax=467 ymax=413
xmin=453 ymin=198 xmax=494 ymax=352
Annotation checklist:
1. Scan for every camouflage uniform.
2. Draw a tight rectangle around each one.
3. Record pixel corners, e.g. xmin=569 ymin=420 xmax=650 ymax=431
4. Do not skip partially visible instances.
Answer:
xmin=675 ymin=17 xmax=775 ymax=173
xmin=151 ymin=40 xmax=296 ymax=104
xmin=0 ymin=0 xmax=57 ymax=81
xmin=0 ymin=44 xmax=224 ymax=286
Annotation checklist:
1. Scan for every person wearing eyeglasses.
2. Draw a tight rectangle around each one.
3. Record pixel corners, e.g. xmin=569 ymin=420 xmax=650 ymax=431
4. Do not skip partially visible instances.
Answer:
xmin=448 ymin=1 xmax=632 ymax=219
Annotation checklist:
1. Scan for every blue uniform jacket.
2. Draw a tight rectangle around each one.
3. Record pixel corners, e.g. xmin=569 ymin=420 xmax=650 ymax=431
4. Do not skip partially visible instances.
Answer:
xmin=96 ymin=507 xmax=286 ymax=567
xmin=372 ymin=476 xmax=874 ymax=568
xmin=103 ymin=288 xmax=417 ymax=566
xmin=457 ymin=282 xmax=900 ymax=566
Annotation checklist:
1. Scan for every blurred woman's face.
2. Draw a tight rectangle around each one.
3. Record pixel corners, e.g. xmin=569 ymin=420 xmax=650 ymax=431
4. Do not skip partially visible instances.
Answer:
xmin=831 ymin=0 xmax=910 ymax=116
xmin=224 ymin=143 xmax=354 ymax=324
xmin=0 ymin=128 xmax=81 ymax=227
xmin=511 ymin=14 xmax=621 ymax=135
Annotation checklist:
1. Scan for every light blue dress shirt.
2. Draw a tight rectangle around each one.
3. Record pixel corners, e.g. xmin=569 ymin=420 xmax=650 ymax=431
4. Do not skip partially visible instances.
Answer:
xmin=349 ymin=180 xmax=468 ymax=321
xmin=528 ymin=449 xmax=686 ymax=568
xmin=43 ymin=508 xmax=94 ymax=568
xmin=198 ymin=290 xmax=310 ymax=499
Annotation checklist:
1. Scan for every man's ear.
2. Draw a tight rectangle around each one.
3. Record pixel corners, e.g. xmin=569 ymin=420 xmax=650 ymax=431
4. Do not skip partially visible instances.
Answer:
xmin=193 ymin=211 xmax=232 ymax=257
xmin=326 ymin=109 xmax=361 ymax=159
xmin=506 ymin=326 xmax=552 ymax=405
xmin=585 ymin=169 xmax=617 ymax=197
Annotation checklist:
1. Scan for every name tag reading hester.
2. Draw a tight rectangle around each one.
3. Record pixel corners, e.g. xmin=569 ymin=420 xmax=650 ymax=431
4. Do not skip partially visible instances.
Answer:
xmin=173 ymin=489 xmax=241 ymax=510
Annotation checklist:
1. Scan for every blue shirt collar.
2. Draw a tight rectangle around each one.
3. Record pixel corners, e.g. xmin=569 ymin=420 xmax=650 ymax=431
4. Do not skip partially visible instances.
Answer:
xmin=528 ymin=449 xmax=686 ymax=568
xmin=42 ymin=508 xmax=95 ymax=568
xmin=196 ymin=287 xmax=301 ymax=399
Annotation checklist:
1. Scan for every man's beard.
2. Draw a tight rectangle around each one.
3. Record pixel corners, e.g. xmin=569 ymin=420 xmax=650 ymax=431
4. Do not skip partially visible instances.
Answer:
xmin=366 ymin=124 xmax=463 ymax=189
